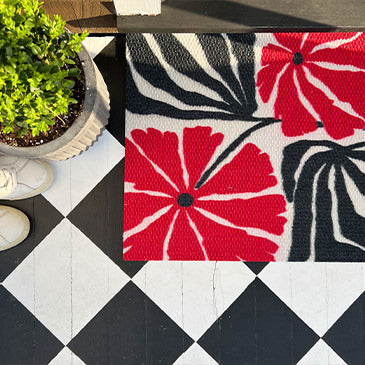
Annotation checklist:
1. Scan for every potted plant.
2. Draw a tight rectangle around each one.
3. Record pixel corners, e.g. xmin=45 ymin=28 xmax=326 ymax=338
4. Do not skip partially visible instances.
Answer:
xmin=0 ymin=0 xmax=110 ymax=160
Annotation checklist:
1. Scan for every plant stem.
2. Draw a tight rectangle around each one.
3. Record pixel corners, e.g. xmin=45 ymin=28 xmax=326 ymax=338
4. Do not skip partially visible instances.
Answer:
xmin=44 ymin=105 xmax=66 ymax=125
xmin=195 ymin=118 xmax=281 ymax=189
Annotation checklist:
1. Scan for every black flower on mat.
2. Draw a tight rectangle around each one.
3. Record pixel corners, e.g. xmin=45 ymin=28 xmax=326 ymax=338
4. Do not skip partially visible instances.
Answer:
xmin=282 ymin=140 xmax=365 ymax=261
xmin=126 ymin=33 xmax=257 ymax=120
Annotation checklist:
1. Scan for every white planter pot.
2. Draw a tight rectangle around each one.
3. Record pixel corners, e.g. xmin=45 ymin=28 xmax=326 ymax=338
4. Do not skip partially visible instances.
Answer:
xmin=0 ymin=42 xmax=110 ymax=161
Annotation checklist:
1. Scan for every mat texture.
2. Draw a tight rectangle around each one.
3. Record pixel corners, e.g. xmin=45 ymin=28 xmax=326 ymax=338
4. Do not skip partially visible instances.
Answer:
xmin=125 ymin=33 xmax=365 ymax=262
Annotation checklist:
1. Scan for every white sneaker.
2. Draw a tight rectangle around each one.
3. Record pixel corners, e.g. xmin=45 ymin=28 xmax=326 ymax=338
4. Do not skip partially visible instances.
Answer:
xmin=0 ymin=206 xmax=30 ymax=251
xmin=0 ymin=157 xmax=53 ymax=200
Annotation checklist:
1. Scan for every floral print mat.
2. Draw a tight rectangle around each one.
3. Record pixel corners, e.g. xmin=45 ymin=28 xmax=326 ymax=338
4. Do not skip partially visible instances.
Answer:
xmin=124 ymin=33 xmax=365 ymax=262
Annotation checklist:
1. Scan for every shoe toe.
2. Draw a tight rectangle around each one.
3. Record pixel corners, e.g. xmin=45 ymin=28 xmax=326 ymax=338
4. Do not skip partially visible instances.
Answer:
xmin=0 ymin=206 xmax=30 ymax=250
xmin=4 ymin=159 xmax=54 ymax=200
xmin=16 ymin=160 xmax=49 ymax=189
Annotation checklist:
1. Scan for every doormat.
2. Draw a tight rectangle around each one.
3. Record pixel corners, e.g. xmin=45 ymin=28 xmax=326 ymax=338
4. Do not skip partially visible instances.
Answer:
xmin=124 ymin=33 xmax=365 ymax=262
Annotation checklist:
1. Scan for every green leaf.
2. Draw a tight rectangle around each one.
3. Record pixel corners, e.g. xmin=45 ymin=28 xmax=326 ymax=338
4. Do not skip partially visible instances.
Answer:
xmin=66 ymin=80 xmax=75 ymax=89
xmin=61 ymin=32 xmax=70 ymax=41
xmin=4 ymin=0 xmax=19 ymax=5
xmin=61 ymin=79 xmax=74 ymax=88
xmin=14 ymin=14 xmax=24 ymax=23
xmin=16 ymin=120 xmax=28 ymax=128
xmin=30 ymin=45 xmax=42 ymax=55
xmin=4 ymin=65 xmax=13 ymax=74
xmin=6 ymin=47 xmax=13 ymax=56
xmin=2 ymin=126 xmax=14 ymax=134
xmin=69 ymin=98 xmax=78 ymax=104
xmin=68 ymin=68 xmax=80 ymax=77
xmin=24 ymin=19 xmax=34 ymax=28
xmin=64 ymin=58 xmax=75 ymax=65
xmin=18 ymin=127 xmax=28 ymax=137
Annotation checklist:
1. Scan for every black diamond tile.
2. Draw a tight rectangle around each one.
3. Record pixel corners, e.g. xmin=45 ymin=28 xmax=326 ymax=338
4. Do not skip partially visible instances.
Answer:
xmin=323 ymin=291 xmax=365 ymax=365
xmin=0 ymin=195 xmax=64 ymax=282
xmin=198 ymin=278 xmax=319 ymax=365
xmin=0 ymin=286 xmax=63 ymax=364
xmin=244 ymin=262 xmax=269 ymax=275
xmin=94 ymin=35 xmax=125 ymax=145
xmin=67 ymin=160 xmax=146 ymax=278
xmin=69 ymin=281 xmax=193 ymax=365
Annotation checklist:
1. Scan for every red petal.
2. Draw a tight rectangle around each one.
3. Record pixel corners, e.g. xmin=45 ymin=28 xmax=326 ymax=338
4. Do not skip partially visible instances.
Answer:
xmin=257 ymin=43 xmax=291 ymax=103
xmin=125 ymin=138 xmax=176 ymax=195
xmin=275 ymin=66 xmax=318 ymax=136
xmin=306 ymin=62 xmax=365 ymax=119
xmin=167 ymin=211 xmax=206 ymax=260
xmin=297 ymin=67 xmax=365 ymax=139
xmin=123 ymin=207 xmax=176 ymax=260
xmin=196 ymin=195 xmax=287 ymax=235
xmin=301 ymin=32 xmax=357 ymax=55
xmin=307 ymin=33 xmax=365 ymax=68
xmin=197 ymin=143 xmax=277 ymax=196
xmin=131 ymin=129 xmax=185 ymax=191
xmin=274 ymin=33 xmax=305 ymax=52
xmin=123 ymin=192 xmax=173 ymax=232
xmin=189 ymin=209 xmax=278 ymax=261
xmin=183 ymin=127 xmax=224 ymax=190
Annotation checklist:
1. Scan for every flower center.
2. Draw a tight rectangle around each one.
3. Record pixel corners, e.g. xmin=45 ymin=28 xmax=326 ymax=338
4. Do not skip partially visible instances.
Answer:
xmin=177 ymin=193 xmax=194 ymax=207
xmin=293 ymin=52 xmax=303 ymax=65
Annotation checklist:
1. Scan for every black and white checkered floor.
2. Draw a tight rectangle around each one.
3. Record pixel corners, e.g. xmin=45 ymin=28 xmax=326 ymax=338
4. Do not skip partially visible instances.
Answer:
xmin=0 ymin=36 xmax=364 ymax=365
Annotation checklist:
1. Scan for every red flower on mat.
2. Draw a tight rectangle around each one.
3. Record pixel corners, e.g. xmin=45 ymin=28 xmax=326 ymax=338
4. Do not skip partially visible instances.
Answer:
xmin=123 ymin=127 xmax=286 ymax=261
xmin=257 ymin=33 xmax=365 ymax=139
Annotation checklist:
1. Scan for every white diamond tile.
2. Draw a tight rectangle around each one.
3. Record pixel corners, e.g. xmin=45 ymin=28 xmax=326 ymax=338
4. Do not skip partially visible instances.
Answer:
xmin=3 ymin=219 xmax=129 ymax=344
xmin=42 ymin=131 xmax=124 ymax=216
xmin=132 ymin=262 xmax=255 ymax=341
xmin=49 ymin=347 xmax=86 ymax=365
xmin=173 ymin=343 xmax=219 ymax=365
xmin=297 ymin=339 xmax=347 ymax=365
xmin=82 ymin=37 xmax=114 ymax=60
xmin=258 ymin=263 xmax=365 ymax=337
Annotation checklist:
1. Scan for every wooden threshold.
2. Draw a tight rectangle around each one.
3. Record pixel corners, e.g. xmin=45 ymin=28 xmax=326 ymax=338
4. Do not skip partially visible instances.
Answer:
xmin=42 ymin=0 xmax=118 ymax=34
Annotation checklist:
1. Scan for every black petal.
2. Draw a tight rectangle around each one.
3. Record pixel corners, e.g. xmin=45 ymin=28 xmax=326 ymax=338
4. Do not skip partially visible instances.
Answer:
xmin=346 ymin=150 xmax=365 ymax=161
xmin=197 ymin=34 xmax=248 ymax=107
xmin=226 ymin=33 xmax=257 ymax=113
xmin=335 ymin=164 xmax=365 ymax=248
xmin=313 ymin=163 xmax=337 ymax=261
xmin=289 ymin=154 xmax=328 ymax=261
xmin=342 ymin=159 xmax=365 ymax=195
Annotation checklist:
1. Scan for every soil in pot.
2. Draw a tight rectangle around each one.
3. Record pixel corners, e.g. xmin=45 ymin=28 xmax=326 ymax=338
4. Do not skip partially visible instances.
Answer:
xmin=0 ymin=54 xmax=86 ymax=147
